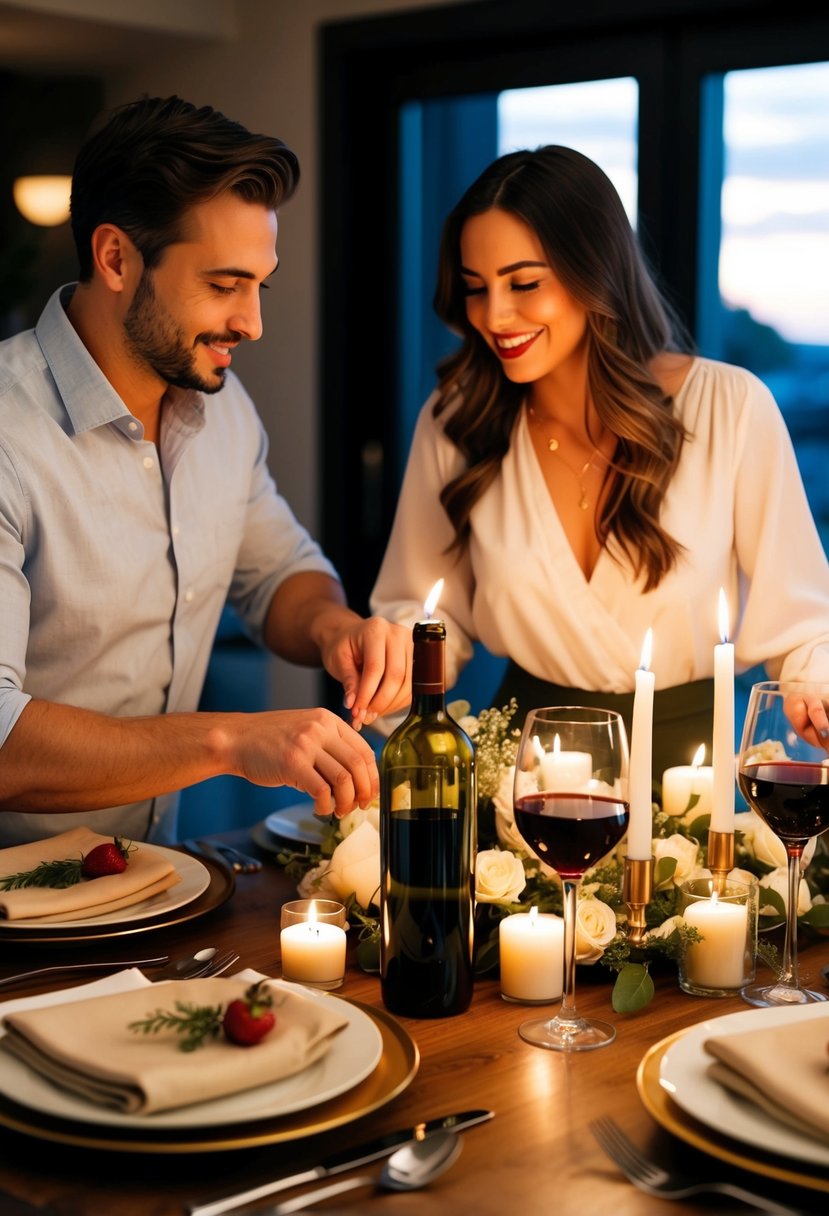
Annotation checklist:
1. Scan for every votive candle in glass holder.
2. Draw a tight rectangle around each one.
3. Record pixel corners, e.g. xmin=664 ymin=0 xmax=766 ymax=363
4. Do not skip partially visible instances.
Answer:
xmin=280 ymin=899 xmax=347 ymax=990
xmin=678 ymin=876 xmax=758 ymax=997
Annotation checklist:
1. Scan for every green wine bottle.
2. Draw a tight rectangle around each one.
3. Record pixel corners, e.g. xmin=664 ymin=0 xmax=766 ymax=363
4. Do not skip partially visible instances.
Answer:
xmin=379 ymin=618 xmax=476 ymax=1017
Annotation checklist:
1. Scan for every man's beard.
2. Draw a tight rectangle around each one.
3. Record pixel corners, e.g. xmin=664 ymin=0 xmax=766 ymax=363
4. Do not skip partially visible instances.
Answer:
xmin=123 ymin=270 xmax=236 ymax=395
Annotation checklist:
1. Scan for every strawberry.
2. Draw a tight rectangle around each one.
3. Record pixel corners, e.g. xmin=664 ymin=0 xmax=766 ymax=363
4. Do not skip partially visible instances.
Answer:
xmin=81 ymin=837 xmax=133 ymax=879
xmin=222 ymin=980 xmax=276 ymax=1047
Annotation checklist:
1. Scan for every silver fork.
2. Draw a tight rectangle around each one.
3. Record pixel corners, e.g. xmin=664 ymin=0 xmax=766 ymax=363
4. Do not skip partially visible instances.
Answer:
xmin=197 ymin=950 xmax=240 ymax=978
xmin=590 ymin=1116 xmax=803 ymax=1213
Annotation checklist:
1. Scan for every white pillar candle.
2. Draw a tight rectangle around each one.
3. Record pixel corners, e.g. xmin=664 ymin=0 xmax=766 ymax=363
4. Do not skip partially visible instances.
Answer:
xmin=662 ymin=744 xmax=714 ymax=820
xmin=712 ymin=589 xmax=735 ymax=834
xmin=538 ymin=734 xmax=592 ymax=792
xmin=280 ymin=920 xmax=347 ymax=986
xmin=499 ymin=907 xmax=564 ymax=1002
xmin=683 ymin=895 xmax=748 ymax=989
xmin=627 ymin=629 xmax=655 ymax=860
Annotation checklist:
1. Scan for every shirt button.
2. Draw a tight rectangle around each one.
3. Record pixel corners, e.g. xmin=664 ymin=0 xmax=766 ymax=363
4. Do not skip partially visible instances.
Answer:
xmin=142 ymin=456 xmax=154 ymax=470
xmin=184 ymin=588 xmax=194 ymax=603
xmin=172 ymin=525 xmax=180 ymax=537
xmin=128 ymin=421 xmax=139 ymax=433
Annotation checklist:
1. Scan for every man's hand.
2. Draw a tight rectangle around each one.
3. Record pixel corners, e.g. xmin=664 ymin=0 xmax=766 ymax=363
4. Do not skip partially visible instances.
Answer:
xmin=227 ymin=707 xmax=379 ymax=817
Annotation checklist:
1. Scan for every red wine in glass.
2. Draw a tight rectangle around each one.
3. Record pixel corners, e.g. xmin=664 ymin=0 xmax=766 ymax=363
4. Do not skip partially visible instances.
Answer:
xmin=514 ymin=792 xmax=629 ymax=879
xmin=738 ymin=762 xmax=829 ymax=845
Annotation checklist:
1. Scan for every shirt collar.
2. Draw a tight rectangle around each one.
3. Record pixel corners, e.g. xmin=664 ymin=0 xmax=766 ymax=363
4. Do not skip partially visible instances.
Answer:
xmin=35 ymin=284 xmax=206 ymax=439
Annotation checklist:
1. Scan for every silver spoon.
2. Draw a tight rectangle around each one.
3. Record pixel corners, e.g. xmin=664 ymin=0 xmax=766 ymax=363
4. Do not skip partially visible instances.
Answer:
xmin=260 ymin=1131 xmax=463 ymax=1215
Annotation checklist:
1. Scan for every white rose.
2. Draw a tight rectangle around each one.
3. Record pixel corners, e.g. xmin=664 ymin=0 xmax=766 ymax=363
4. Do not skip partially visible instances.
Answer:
xmin=457 ymin=714 xmax=479 ymax=738
xmin=475 ymin=849 xmax=526 ymax=905
xmin=653 ymin=833 xmax=701 ymax=889
xmin=575 ymin=896 xmax=618 ymax=963
xmin=741 ymin=811 xmax=817 ymax=870
xmin=297 ymin=862 xmax=340 ymax=901
xmin=337 ymin=803 xmax=380 ymax=836
xmin=326 ymin=820 xmax=381 ymax=909
xmin=644 ymin=914 xmax=684 ymax=942
xmin=759 ymin=867 xmax=813 ymax=917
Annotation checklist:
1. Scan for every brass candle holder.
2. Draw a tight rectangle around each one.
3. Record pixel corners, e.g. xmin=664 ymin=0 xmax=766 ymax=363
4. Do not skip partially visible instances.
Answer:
xmin=707 ymin=829 xmax=735 ymax=894
xmin=624 ymin=855 xmax=654 ymax=946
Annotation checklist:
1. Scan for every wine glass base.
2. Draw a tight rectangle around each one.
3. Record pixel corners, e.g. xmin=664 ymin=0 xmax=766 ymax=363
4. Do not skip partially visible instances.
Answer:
xmin=741 ymin=982 xmax=827 ymax=1008
xmin=518 ymin=1014 xmax=616 ymax=1052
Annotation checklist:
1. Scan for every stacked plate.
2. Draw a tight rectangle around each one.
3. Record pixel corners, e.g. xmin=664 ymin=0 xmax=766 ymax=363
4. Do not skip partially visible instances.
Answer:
xmin=0 ymin=844 xmax=233 ymax=945
xmin=251 ymin=801 xmax=329 ymax=854
xmin=638 ymin=1004 xmax=829 ymax=1193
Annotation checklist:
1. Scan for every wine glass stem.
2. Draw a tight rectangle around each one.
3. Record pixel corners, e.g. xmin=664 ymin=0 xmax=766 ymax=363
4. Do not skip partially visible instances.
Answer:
xmin=781 ymin=847 xmax=803 ymax=988
xmin=560 ymin=878 xmax=580 ymax=1022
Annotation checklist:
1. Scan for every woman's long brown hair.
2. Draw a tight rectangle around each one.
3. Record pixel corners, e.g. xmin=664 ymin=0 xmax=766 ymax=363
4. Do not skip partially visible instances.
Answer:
xmin=432 ymin=146 xmax=689 ymax=592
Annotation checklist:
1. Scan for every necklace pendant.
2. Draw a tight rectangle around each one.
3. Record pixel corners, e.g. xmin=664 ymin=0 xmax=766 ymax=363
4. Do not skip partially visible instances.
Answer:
xmin=547 ymin=437 xmax=559 ymax=452
xmin=579 ymin=494 xmax=589 ymax=511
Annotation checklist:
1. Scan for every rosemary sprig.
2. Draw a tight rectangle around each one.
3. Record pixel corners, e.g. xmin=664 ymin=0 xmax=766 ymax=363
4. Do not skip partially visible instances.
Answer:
xmin=0 ymin=856 xmax=83 ymax=891
xmin=129 ymin=1001 xmax=224 ymax=1052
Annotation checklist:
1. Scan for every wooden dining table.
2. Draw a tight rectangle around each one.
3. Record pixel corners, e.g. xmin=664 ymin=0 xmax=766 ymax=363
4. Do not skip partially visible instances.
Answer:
xmin=0 ymin=826 xmax=827 ymax=1216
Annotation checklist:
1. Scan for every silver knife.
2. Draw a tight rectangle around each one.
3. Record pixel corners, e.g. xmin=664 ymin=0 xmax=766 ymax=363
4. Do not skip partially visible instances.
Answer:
xmin=188 ymin=1109 xmax=492 ymax=1216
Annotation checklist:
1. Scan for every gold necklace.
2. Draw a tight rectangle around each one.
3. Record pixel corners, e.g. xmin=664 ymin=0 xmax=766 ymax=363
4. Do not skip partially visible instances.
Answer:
xmin=527 ymin=405 xmax=601 ymax=511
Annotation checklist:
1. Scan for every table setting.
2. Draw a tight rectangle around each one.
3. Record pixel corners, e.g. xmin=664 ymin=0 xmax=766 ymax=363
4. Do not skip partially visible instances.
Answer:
xmin=1 ymin=596 xmax=829 ymax=1213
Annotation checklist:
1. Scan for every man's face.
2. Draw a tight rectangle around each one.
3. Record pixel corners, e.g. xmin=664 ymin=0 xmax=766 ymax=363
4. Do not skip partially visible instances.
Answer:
xmin=123 ymin=193 xmax=279 ymax=394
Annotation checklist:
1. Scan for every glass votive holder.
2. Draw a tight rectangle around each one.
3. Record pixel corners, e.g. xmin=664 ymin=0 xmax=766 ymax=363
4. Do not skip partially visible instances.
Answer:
xmin=677 ymin=875 xmax=758 ymax=997
xmin=279 ymin=899 xmax=348 ymax=990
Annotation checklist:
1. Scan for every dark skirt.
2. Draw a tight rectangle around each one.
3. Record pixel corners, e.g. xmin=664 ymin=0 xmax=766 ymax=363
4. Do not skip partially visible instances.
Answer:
xmin=493 ymin=660 xmax=714 ymax=786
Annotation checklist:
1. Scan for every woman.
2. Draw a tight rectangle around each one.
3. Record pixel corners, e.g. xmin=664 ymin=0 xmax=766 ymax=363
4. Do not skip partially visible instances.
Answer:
xmin=371 ymin=146 xmax=829 ymax=773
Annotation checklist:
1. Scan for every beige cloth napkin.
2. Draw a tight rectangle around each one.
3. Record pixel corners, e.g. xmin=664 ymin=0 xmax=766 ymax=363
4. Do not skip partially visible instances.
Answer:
xmin=704 ymin=1012 xmax=829 ymax=1144
xmin=1 ymin=976 xmax=350 ymax=1114
xmin=0 ymin=828 xmax=180 ymax=921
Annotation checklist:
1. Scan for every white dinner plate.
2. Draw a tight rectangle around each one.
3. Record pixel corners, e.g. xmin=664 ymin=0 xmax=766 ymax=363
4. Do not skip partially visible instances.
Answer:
xmin=0 ymin=845 xmax=210 ymax=931
xmin=264 ymin=801 xmax=329 ymax=845
xmin=659 ymin=1002 xmax=829 ymax=1167
xmin=0 ymin=980 xmax=383 ymax=1131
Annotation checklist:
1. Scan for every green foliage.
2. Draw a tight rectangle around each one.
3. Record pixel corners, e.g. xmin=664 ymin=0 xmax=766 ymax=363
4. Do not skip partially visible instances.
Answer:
xmin=612 ymin=963 xmax=655 ymax=1013
xmin=129 ymin=1001 xmax=224 ymax=1052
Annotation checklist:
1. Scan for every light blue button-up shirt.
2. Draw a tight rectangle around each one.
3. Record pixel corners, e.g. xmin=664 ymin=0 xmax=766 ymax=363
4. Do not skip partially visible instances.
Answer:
xmin=0 ymin=285 xmax=337 ymax=844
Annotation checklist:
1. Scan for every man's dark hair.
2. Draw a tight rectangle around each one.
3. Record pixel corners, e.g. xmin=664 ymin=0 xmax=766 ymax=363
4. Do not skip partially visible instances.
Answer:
xmin=70 ymin=95 xmax=299 ymax=281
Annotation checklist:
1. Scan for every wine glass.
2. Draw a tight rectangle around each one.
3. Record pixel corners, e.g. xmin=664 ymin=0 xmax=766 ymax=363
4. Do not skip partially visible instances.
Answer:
xmin=738 ymin=680 xmax=829 ymax=1007
xmin=512 ymin=706 xmax=630 ymax=1051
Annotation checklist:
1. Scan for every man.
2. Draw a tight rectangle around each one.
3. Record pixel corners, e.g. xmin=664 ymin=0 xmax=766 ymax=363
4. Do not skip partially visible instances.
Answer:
xmin=0 ymin=95 xmax=411 ymax=846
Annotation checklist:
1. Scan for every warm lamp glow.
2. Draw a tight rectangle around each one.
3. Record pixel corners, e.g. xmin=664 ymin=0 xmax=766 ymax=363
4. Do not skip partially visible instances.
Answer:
xmin=13 ymin=175 xmax=72 ymax=226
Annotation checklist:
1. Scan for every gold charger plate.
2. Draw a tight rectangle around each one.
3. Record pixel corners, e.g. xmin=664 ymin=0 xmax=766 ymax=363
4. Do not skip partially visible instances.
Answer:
xmin=0 ymin=998 xmax=418 ymax=1153
xmin=637 ymin=1028 xmax=829 ymax=1194
xmin=0 ymin=852 xmax=234 ymax=947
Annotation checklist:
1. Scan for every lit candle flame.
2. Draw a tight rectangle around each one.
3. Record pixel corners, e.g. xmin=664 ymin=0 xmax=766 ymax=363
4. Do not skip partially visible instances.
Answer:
xmin=528 ymin=905 xmax=538 ymax=927
xmin=639 ymin=627 xmax=653 ymax=672
xmin=691 ymin=743 xmax=706 ymax=769
xmin=423 ymin=579 xmax=444 ymax=619
xmin=307 ymin=900 xmax=318 ymax=926
xmin=718 ymin=588 xmax=730 ymax=644
xmin=553 ymin=733 xmax=562 ymax=756
xmin=532 ymin=734 xmax=545 ymax=764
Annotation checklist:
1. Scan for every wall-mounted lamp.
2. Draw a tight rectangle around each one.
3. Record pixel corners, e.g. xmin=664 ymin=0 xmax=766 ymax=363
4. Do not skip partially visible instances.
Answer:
xmin=13 ymin=175 xmax=72 ymax=226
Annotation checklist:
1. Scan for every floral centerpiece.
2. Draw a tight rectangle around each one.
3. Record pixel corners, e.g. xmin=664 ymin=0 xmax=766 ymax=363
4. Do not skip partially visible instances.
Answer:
xmin=277 ymin=700 xmax=829 ymax=1011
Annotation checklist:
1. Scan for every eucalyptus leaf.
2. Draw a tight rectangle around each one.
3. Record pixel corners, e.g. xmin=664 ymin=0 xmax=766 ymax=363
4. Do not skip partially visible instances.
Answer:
xmin=611 ymin=962 xmax=654 ymax=1012
xmin=759 ymin=887 xmax=786 ymax=918
xmin=801 ymin=903 xmax=829 ymax=928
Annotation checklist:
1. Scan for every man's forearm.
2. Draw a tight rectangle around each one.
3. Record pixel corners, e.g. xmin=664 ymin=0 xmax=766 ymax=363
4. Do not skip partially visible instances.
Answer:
xmin=0 ymin=700 xmax=233 ymax=812
xmin=263 ymin=571 xmax=356 ymax=664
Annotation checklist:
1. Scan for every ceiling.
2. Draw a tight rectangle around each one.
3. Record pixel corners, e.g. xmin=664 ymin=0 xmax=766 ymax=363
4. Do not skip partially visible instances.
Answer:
xmin=0 ymin=2 xmax=224 ymax=72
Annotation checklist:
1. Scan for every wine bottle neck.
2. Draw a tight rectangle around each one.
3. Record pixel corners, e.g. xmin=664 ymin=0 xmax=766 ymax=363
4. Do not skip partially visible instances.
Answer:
xmin=412 ymin=620 xmax=446 ymax=703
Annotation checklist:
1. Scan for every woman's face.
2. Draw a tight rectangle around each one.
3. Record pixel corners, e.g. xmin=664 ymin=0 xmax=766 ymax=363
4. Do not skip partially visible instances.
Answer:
xmin=459 ymin=207 xmax=588 ymax=386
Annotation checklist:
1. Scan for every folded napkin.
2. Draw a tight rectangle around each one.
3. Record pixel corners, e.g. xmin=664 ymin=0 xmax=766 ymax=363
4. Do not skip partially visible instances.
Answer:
xmin=0 ymin=828 xmax=180 ymax=921
xmin=704 ymin=1011 xmax=829 ymax=1144
xmin=0 ymin=975 xmax=349 ymax=1115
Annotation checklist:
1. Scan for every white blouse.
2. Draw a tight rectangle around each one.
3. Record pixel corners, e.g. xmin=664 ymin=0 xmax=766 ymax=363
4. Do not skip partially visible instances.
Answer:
xmin=371 ymin=358 xmax=829 ymax=693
